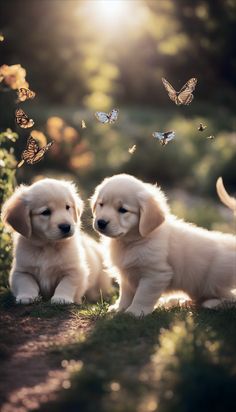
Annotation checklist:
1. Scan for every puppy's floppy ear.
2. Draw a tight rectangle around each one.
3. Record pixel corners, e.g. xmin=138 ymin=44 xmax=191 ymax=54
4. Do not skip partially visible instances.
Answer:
xmin=1 ymin=186 xmax=31 ymax=238
xmin=138 ymin=192 xmax=165 ymax=237
xmin=67 ymin=182 xmax=84 ymax=223
xmin=90 ymin=182 xmax=103 ymax=214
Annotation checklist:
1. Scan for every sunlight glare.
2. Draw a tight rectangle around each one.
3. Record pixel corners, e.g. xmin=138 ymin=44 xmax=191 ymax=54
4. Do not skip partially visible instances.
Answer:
xmin=94 ymin=0 xmax=128 ymax=23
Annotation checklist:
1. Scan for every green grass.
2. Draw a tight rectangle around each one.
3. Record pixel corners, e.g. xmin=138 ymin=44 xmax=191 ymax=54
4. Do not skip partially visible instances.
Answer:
xmin=40 ymin=305 xmax=236 ymax=412
xmin=1 ymin=287 xmax=236 ymax=412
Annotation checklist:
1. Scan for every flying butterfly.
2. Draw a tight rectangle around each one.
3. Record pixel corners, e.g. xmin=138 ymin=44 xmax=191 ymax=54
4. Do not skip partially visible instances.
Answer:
xmin=17 ymin=87 xmax=36 ymax=102
xmin=81 ymin=120 xmax=87 ymax=129
xmin=162 ymin=77 xmax=197 ymax=105
xmin=152 ymin=131 xmax=175 ymax=146
xmin=198 ymin=123 xmax=207 ymax=132
xmin=128 ymin=144 xmax=136 ymax=154
xmin=15 ymin=108 xmax=34 ymax=128
xmin=206 ymin=135 xmax=215 ymax=140
xmin=95 ymin=108 xmax=119 ymax=124
xmin=17 ymin=136 xmax=54 ymax=168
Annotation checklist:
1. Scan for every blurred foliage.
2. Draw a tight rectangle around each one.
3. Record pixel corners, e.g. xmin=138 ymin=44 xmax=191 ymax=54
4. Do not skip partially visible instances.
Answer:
xmin=0 ymin=129 xmax=18 ymax=287
xmin=0 ymin=0 xmax=236 ymax=111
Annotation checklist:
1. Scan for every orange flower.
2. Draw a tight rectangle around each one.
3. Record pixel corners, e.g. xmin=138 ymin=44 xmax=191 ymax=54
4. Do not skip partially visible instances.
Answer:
xmin=0 ymin=64 xmax=29 ymax=89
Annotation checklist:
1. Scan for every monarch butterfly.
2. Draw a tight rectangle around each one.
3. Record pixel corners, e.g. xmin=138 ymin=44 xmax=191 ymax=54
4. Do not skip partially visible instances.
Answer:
xmin=17 ymin=136 xmax=54 ymax=168
xmin=95 ymin=108 xmax=119 ymax=124
xmin=162 ymin=77 xmax=197 ymax=105
xmin=17 ymin=87 xmax=36 ymax=102
xmin=15 ymin=108 xmax=34 ymax=128
xmin=152 ymin=131 xmax=175 ymax=146
xmin=128 ymin=144 xmax=136 ymax=154
xmin=206 ymin=135 xmax=215 ymax=140
xmin=198 ymin=123 xmax=207 ymax=132
xmin=81 ymin=120 xmax=87 ymax=129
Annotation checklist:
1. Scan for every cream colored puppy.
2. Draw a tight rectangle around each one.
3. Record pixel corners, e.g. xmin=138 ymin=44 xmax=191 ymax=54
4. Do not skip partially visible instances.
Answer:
xmin=2 ymin=178 xmax=110 ymax=304
xmin=91 ymin=174 xmax=236 ymax=316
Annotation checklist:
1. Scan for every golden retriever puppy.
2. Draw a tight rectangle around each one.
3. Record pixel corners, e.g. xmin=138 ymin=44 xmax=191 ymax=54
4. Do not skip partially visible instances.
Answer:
xmin=2 ymin=178 xmax=110 ymax=304
xmin=91 ymin=174 xmax=236 ymax=316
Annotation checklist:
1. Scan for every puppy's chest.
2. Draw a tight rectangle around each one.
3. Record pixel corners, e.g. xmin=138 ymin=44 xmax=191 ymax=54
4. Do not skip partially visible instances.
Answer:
xmin=111 ymin=241 xmax=156 ymax=271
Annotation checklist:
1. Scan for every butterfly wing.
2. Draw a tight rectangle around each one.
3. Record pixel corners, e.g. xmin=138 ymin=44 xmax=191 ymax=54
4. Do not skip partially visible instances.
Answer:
xmin=177 ymin=78 xmax=197 ymax=105
xmin=17 ymin=88 xmax=36 ymax=102
xmin=128 ymin=144 xmax=136 ymax=154
xmin=164 ymin=131 xmax=175 ymax=142
xmin=108 ymin=108 xmax=119 ymax=124
xmin=152 ymin=132 xmax=164 ymax=141
xmin=15 ymin=108 xmax=34 ymax=128
xmin=31 ymin=141 xmax=54 ymax=164
xmin=95 ymin=112 xmax=110 ymax=124
xmin=81 ymin=120 xmax=87 ymax=129
xmin=162 ymin=78 xmax=177 ymax=103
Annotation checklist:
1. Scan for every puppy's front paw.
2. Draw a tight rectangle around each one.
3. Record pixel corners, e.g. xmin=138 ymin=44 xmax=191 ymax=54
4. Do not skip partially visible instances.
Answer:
xmin=51 ymin=295 xmax=74 ymax=305
xmin=125 ymin=305 xmax=153 ymax=317
xmin=108 ymin=302 xmax=127 ymax=313
xmin=16 ymin=295 xmax=35 ymax=304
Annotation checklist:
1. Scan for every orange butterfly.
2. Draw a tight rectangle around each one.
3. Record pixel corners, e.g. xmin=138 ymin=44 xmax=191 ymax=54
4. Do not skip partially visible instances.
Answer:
xmin=15 ymin=108 xmax=34 ymax=128
xmin=17 ymin=136 xmax=54 ymax=168
xmin=17 ymin=87 xmax=36 ymax=102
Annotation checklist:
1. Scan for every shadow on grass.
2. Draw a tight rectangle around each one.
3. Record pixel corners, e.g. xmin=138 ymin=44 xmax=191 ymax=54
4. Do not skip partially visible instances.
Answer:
xmin=37 ymin=306 xmax=236 ymax=412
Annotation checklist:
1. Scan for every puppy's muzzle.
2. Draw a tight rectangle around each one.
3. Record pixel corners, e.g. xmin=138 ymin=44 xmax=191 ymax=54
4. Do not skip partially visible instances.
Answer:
xmin=58 ymin=223 xmax=71 ymax=237
xmin=97 ymin=219 xmax=109 ymax=231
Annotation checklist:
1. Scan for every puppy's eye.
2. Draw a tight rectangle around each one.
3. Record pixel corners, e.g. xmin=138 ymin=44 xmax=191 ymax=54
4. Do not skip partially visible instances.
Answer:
xmin=66 ymin=205 xmax=70 ymax=210
xmin=41 ymin=209 xmax=51 ymax=216
xmin=118 ymin=207 xmax=128 ymax=214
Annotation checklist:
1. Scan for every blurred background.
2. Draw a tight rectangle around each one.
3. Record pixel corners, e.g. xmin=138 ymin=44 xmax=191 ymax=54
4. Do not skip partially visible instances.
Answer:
xmin=0 ymin=0 xmax=236 ymax=233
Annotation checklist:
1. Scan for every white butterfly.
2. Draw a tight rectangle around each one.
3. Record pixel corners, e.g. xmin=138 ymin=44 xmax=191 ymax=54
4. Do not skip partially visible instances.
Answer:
xmin=152 ymin=131 xmax=175 ymax=146
xmin=95 ymin=108 xmax=119 ymax=124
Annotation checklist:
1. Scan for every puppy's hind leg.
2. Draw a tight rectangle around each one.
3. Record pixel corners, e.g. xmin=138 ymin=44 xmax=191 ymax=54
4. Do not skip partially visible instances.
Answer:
xmin=10 ymin=271 xmax=40 ymax=304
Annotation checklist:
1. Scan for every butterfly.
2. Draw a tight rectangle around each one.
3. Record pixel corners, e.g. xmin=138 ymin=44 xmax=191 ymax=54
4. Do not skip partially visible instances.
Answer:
xmin=17 ymin=136 xmax=54 ymax=168
xmin=206 ymin=135 xmax=215 ymax=140
xmin=152 ymin=131 xmax=175 ymax=146
xmin=198 ymin=123 xmax=207 ymax=132
xmin=128 ymin=145 xmax=136 ymax=154
xmin=95 ymin=108 xmax=119 ymax=124
xmin=81 ymin=120 xmax=87 ymax=129
xmin=15 ymin=108 xmax=34 ymax=128
xmin=17 ymin=87 xmax=36 ymax=102
xmin=162 ymin=77 xmax=197 ymax=105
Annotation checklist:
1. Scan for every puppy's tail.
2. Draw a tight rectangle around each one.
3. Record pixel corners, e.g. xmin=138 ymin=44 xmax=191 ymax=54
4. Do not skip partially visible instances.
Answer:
xmin=216 ymin=177 xmax=236 ymax=215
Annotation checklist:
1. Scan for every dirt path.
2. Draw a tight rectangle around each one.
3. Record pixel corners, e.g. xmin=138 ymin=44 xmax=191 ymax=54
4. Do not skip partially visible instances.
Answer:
xmin=0 ymin=309 xmax=92 ymax=412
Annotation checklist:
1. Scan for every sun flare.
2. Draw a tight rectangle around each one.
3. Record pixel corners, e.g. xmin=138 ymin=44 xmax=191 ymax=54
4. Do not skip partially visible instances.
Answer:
xmin=93 ymin=0 xmax=129 ymax=23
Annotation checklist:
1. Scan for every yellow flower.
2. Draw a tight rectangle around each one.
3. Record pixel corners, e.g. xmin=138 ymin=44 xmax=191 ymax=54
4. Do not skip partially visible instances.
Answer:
xmin=0 ymin=64 xmax=29 ymax=89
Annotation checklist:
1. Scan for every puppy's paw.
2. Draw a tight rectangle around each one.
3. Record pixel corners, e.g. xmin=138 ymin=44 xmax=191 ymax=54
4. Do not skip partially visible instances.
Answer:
xmin=108 ymin=303 xmax=119 ymax=312
xmin=51 ymin=295 xmax=74 ymax=305
xmin=16 ymin=295 xmax=36 ymax=304
xmin=108 ymin=302 xmax=127 ymax=313
xmin=125 ymin=305 xmax=153 ymax=317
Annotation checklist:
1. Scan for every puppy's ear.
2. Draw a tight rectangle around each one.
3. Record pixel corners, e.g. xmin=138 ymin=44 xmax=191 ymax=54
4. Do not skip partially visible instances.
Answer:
xmin=72 ymin=195 xmax=84 ymax=222
xmin=1 ymin=187 xmax=31 ymax=238
xmin=90 ymin=183 xmax=103 ymax=214
xmin=68 ymin=182 xmax=84 ymax=222
xmin=138 ymin=192 xmax=165 ymax=237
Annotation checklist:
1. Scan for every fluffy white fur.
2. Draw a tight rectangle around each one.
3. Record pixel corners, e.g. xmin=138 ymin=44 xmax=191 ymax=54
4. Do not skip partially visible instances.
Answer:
xmin=91 ymin=174 xmax=236 ymax=316
xmin=2 ymin=178 xmax=110 ymax=304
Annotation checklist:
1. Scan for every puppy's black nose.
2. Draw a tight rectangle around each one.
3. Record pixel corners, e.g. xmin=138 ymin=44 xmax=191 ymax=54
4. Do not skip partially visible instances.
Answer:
xmin=97 ymin=219 xmax=109 ymax=230
xmin=58 ymin=223 xmax=71 ymax=234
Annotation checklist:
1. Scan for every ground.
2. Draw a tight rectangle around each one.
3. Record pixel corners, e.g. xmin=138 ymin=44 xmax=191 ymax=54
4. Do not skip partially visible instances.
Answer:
xmin=0 ymin=288 xmax=236 ymax=412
